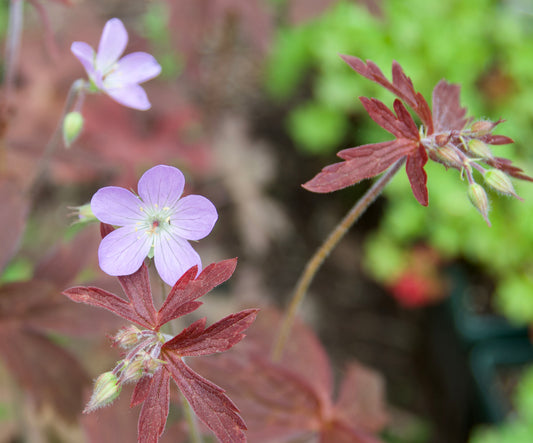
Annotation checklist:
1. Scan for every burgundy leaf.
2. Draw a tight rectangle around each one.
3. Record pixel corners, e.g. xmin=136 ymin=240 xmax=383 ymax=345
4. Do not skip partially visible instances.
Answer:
xmin=131 ymin=375 xmax=154 ymax=408
xmin=359 ymin=98 xmax=419 ymax=140
xmin=431 ymin=80 xmax=468 ymax=132
xmin=138 ymin=369 xmax=171 ymax=443
xmin=100 ymin=222 xmax=115 ymax=238
xmin=319 ymin=420 xmax=384 ymax=443
xmin=163 ymin=309 xmax=258 ymax=356
xmin=0 ymin=326 xmax=88 ymax=422
xmin=0 ymin=178 xmax=29 ymax=274
xmin=162 ymin=352 xmax=247 ymax=443
xmin=303 ymin=139 xmax=417 ymax=193
xmin=34 ymin=227 xmax=99 ymax=287
xmin=157 ymin=259 xmax=237 ymax=327
xmin=340 ymin=55 xmax=432 ymax=130
xmin=333 ymin=363 xmax=388 ymax=434
xmin=0 ymin=279 xmax=118 ymax=337
xmin=118 ymin=265 xmax=157 ymax=329
xmin=63 ymin=286 xmax=153 ymax=329
xmin=406 ymin=145 xmax=429 ymax=206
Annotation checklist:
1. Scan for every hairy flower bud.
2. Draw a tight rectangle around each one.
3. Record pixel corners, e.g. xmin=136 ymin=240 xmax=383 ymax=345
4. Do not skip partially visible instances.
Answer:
xmin=484 ymin=169 xmax=519 ymax=198
xmin=84 ymin=372 xmax=121 ymax=413
xmin=70 ymin=203 xmax=97 ymax=224
xmin=62 ymin=111 xmax=84 ymax=148
xmin=468 ymin=139 xmax=492 ymax=159
xmin=467 ymin=183 xmax=490 ymax=225
xmin=113 ymin=326 xmax=142 ymax=348
xmin=470 ymin=120 xmax=494 ymax=136
xmin=433 ymin=145 xmax=463 ymax=168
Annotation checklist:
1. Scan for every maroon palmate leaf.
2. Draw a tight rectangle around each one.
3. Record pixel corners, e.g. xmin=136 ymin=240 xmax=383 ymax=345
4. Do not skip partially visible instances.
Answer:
xmin=164 ymin=309 xmax=258 ymax=356
xmin=191 ymin=308 xmax=388 ymax=442
xmin=0 ymin=324 xmax=88 ymax=422
xmin=64 ymin=257 xmax=258 ymax=442
xmin=431 ymin=80 xmax=468 ymax=133
xmin=138 ymin=369 xmax=171 ymax=443
xmin=162 ymin=353 xmax=247 ymax=443
xmin=157 ymin=258 xmax=237 ymax=327
xmin=304 ymin=96 xmax=429 ymax=205
xmin=340 ymin=55 xmax=433 ymax=131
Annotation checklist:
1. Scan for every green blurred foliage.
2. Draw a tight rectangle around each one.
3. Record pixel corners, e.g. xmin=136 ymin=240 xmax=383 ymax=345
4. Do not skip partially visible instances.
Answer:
xmin=470 ymin=365 xmax=533 ymax=443
xmin=266 ymin=0 xmax=533 ymax=324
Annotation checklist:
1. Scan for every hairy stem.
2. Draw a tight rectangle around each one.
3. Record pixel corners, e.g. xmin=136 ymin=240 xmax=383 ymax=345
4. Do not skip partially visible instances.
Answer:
xmin=271 ymin=158 xmax=406 ymax=361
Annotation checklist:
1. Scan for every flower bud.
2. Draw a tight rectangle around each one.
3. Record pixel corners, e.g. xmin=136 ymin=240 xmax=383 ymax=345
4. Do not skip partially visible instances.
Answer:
xmin=433 ymin=145 xmax=463 ymax=168
xmin=113 ymin=326 xmax=142 ymax=348
xmin=484 ymin=169 xmax=519 ymax=198
xmin=62 ymin=111 xmax=84 ymax=148
xmin=471 ymin=120 xmax=494 ymax=136
xmin=467 ymin=183 xmax=491 ymax=226
xmin=468 ymin=139 xmax=492 ymax=159
xmin=69 ymin=203 xmax=97 ymax=224
xmin=120 ymin=357 xmax=145 ymax=384
xmin=84 ymin=372 xmax=121 ymax=413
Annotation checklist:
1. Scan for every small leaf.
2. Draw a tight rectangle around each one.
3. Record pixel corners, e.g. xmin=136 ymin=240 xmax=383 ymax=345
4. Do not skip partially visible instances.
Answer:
xmin=117 ymin=264 xmax=157 ymax=328
xmin=157 ymin=259 xmax=237 ymax=327
xmin=303 ymin=139 xmax=417 ymax=193
xmin=163 ymin=309 xmax=258 ymax=356
xmin=431 ymin=80 xmax=468 ymax=132
xmin=405 ymin=145 xmax=429 ymax=206
xmin=162 ymin=353 xmax=247 ymax=443
xmin=138 ymin=369 xmax=170 ymax=443
xmin=63 ymin=286 xmax=153 ymax=329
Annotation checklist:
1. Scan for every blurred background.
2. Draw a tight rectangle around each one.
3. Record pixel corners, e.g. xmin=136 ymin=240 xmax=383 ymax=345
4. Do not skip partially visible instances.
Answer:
xmin=1 ymin=0 xmax=533 ymax=442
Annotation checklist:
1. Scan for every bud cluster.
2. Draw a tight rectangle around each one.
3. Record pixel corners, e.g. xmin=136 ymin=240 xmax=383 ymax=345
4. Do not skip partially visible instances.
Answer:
xmin=422 ymin=119 xmax=521 ymax=225
xmin=84 ymin=328 xmax=170 ymax=412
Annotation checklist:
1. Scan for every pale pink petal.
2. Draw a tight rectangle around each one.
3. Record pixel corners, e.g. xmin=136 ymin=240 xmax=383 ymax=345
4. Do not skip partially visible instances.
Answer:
xmin=137 ymin=165 xmax=185 ymax=209
xmin=105 ymin=84 xmax=151 ymax=110
xmin=105 ymin=52 xmax=161 ymax=88
xmin=170 ymin=195 xmax=218 ymax=241
xmin=96 ymin=18 xmax=128 ymax=73
xmin=71 ymin=41 xmax=96 ymax=80
xmin=91 ymin=186 xmax=145 ymax=226
xmin=98 ymin=226 xmax=152 ymax=277
xmin=153 ymin=233 xmax=201 ymax=286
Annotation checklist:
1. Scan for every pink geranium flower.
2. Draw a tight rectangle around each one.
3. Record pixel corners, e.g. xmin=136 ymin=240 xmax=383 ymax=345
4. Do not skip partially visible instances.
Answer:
xmin=71 ymin=18 xmax=161 ymax=110
xmin=91 ymin=165 xmax=218 ymax=286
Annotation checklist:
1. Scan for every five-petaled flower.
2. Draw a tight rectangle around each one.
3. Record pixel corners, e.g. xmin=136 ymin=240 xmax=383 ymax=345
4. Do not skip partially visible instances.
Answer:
xmin=71 ymin=18 xmax=161 ymax=110
xmin=63 ymin=257 xmax=257 ymax=443
xmin=91 ymin=165 xmax=218 ymax=286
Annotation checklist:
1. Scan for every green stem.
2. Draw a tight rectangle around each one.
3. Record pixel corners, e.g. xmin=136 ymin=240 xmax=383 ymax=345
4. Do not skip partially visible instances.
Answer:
xmin=271 ymin=158 xmax=406 ymax=361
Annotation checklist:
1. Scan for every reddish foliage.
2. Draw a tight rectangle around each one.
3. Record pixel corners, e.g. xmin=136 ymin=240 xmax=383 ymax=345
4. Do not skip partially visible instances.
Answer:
xmin=64 ymin=258 xmax=258 ymax=443
xmin=0 ymin=230 xmax=118 ymax=422
xmin=304 ymin=56 xmax=532 ymax=206
xmin=191 ymin=308 xmax=388 ymax=442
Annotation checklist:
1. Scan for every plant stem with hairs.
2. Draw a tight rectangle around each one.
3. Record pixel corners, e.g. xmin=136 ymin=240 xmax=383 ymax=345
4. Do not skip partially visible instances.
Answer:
xmin=272 ymin=158 xmax=406 ymax=361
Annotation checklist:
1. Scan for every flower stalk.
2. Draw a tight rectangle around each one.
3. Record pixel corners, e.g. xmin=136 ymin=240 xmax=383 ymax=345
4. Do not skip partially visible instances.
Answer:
xmin=272 ymin=158 xmax=406 ymax=361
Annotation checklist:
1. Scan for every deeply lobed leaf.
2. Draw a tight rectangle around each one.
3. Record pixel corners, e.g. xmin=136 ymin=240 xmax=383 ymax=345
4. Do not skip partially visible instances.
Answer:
xmin=138 ymin=369 xmax=171 ymax=443
xmin=163 ymin=309 xmax=259 ymax=356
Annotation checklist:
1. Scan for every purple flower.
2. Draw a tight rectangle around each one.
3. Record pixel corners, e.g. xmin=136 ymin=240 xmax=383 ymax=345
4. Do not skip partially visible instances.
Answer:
xmin=91 ymin=165 xmax=218 ymax=286
xmin=71 ymin=18 xmax=161 ymax=110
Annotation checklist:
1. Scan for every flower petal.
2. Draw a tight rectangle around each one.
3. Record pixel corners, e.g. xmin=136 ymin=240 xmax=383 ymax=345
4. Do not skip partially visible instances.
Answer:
xmin=154 ymin=234 xmax=201 ymax=286
xmin=170 ymin=195 xmax=218 ymax=241
xmin=105 ymin=52 xmax=161 ymax=88
xmin=104 ymin=84 xmax=151 ymax=110
xmin=138 ymin=165 xmax=185 ymax=209
xmin=91 ymin=186 xmax=145 ymax=226
xmin=98 ymin=226 xmax=152 ymax=277
xmin=71 ymin=41 xmax=96 ymax=79
xmin=96 ymin=18 xmax=128 ymax=73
